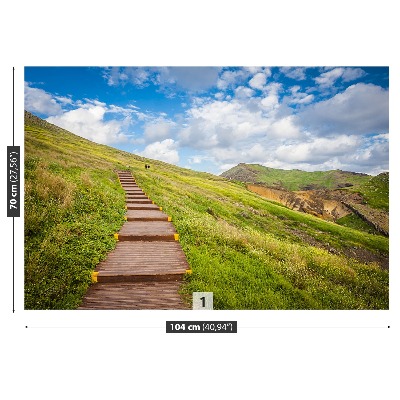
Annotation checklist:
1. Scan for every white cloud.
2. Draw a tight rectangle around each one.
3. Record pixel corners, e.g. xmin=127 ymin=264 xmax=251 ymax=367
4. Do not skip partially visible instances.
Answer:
xmin=288 ymin=86 xmax=314 ymax=104
xmin=341 ymin=68 xmax=366 ymax=82
xmin=188 ymin=156 xmax=203 ymax=164
xmin=157 ymin=67 xmax=220 ymax=91
xmin=315 ymin=67 xmax=366 ymax=87
xmin=179 ymin=99 xmax=272 ymax=149
xmin=104 ymin=67 xmax=221 ymax=92
xmin=104 ymin=67 xmax=151 ymax=87
xmin=275 ymin=135 xmax=360 ymax=164
xmin=249 ymin=72 xmax=267 ymax=90
xmin=315 ymin=68 xmax=344 ymax=87
xmin=108 ymin=104 xmax=137 ymax=116
xmin=209 ymin=143 xmax=267 ymax=165
xmin=54 ymin=95 xmax=73 ymax=105
xmin=217 ymin=69 xmax=248 ymax=90
xmin=188 ymin=155 xmax=213 ymax=164
xmin=242 ymin=67 xmax=271 ymax=76
xmin=139 ymin=139 xmax=179 ymax=164
xmin=340 ymin=133 xmax=388 ymax=171
xmin=269 ymin=133 xmax=389 ymax=175
xmin=261 ymin=158 xmax=345 ymax=173
xmin=46 ymin=104 xmax=129 ymax=145
xmin=143 ymin=120 xmax=176 ymax=142
xmin=280 ymin=67 xmax=307 ymax=80
xmin=234 ymin=86 xmax=255 ymax=99
xmin=267 ymin=115 xmax=301 ymax=138
xmin=300 ymin=83 xmax=389 ymax=135
xmin=260 ymin=83 xmax=281 ymax=113
xmin=24 ymin=82 xmax=62 ymax=115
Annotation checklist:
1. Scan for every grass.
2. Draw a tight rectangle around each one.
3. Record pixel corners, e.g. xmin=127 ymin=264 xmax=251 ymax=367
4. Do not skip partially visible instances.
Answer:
xmin=24 ymin=127 xmax=127 ymax=309
xmin=355 ymin=173 xmax=389 ymax=211
xmin=24 ymin=111 xmax=389 ymax=310
xmin=132 ymin=167 xmax=388 ymax=309
xmin=336 ymin=213 xmax=378 ymax=234
xmin=222 ymin=163 xmax=371 ymax=191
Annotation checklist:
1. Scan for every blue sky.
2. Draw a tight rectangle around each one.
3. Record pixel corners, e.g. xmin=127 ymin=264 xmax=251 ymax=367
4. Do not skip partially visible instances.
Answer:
xmin=24 ymin=66 xmax=389 ymax=175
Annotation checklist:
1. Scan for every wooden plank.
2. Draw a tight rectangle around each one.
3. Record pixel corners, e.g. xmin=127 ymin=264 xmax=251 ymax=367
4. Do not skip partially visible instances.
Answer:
xmin=126 ymin=210 xmax=169 ymax=221
xmin=126 ymin=196 xmax=149 ymax=201
xmin=97 ymin=273 xmax=185 ymax=283
xmin=126 ymin=199 xmax=153 ymax=204
xmin=96 ymin=241 xmax=188 ymax=275
xmin=118 ymin=221 xmax=176 ymax=236
xmin=78 ymin=282 xmax=189 ymax=310
xmin=125 ymin=191 xmax=145 ymax=195
xmin=127 ymin=204 xmax=160 ymax=210
xmin=126 ymin=195 xmax=145 ymax=199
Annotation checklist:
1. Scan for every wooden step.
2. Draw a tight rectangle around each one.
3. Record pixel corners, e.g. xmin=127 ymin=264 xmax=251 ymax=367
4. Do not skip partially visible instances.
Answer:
xmin=78 ymin=281 xmax=189 ymax=310
xmin=126 ymin=193 xmax=147 ymax=198
xmin=126 ymin=195 xmax=149 ymax=198
xmin=126 ymin=209 xmax=169 ymax=221
xmin=127 ymin=204 xmax=161 ymax=210
xmin=94 ymin=241 xmax=188 ymax=281
xmin=126 ymin=199 xmax=153 ymax=205
xmin=117 ymin=221 xmax=177 ymax=241
xmin=125 ymin=191 xmax=143 ymax=194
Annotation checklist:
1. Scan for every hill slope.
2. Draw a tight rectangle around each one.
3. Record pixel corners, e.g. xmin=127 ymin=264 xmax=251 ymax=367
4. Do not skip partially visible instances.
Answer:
xmin=222 ymin=163 xmax=389 ymax=235
xmin=221 ymin=163 xmax=371 ymax=191
xmin=24 ymin=112 xmax=389 ymax=310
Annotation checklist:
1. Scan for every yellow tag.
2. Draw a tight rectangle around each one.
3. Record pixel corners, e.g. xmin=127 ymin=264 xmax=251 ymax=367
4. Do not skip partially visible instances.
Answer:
xmin=91 ymin=271 xmax=99 ymax=283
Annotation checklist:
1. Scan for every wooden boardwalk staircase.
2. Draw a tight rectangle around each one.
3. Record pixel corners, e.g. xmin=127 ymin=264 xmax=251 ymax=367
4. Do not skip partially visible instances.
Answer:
xmin=78 ymin=171 xmax=190 ymax=309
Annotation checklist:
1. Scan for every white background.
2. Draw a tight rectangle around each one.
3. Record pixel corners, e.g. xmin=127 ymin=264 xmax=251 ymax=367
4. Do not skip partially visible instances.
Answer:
xmin=1 ymin=1 xmax=398 ymax=399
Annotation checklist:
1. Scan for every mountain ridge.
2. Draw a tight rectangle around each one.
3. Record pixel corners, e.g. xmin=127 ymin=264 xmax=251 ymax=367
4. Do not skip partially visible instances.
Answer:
xmin=221 ymin=162 xmax=376 ymax=191
xmin=220 ymin=162 xmax=388 ymax=235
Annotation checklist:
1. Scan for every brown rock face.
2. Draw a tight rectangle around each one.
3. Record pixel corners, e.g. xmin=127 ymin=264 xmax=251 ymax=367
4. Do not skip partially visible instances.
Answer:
xmin=247 ymin=184 xmax=353 ymax=221
xmin=247 ymin=184 xmax=388 ymax=236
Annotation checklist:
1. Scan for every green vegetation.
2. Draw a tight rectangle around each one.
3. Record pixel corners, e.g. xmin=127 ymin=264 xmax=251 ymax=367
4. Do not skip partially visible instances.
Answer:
xmin=222 ymin=163 xmax=371 ymax=191
xmin=222 ymin=162 xmax=389 ymax=236
xmin=336 ymin=213 xmax=378 ymax=234
xmin=356 ymin=172 xmax=389 ymax=211
xmin=25 ymin=120 xmax=128 ymax=309
xmin=25 ymin=111 xmax=389 ymax=310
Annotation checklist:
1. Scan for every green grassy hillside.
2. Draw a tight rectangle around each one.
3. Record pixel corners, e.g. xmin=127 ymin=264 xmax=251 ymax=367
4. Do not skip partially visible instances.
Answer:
xmin=221 ymin=163 xmax=372 ymax=191
xmin=357 ymin=172 xmax=389 ymax=211
xmin=25 ymin=111 xmax=389 ymax=310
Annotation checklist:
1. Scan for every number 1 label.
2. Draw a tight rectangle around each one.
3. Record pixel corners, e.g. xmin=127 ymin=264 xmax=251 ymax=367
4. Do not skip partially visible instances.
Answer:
xmin=193 ymin=292 xmax=213 ymax=310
